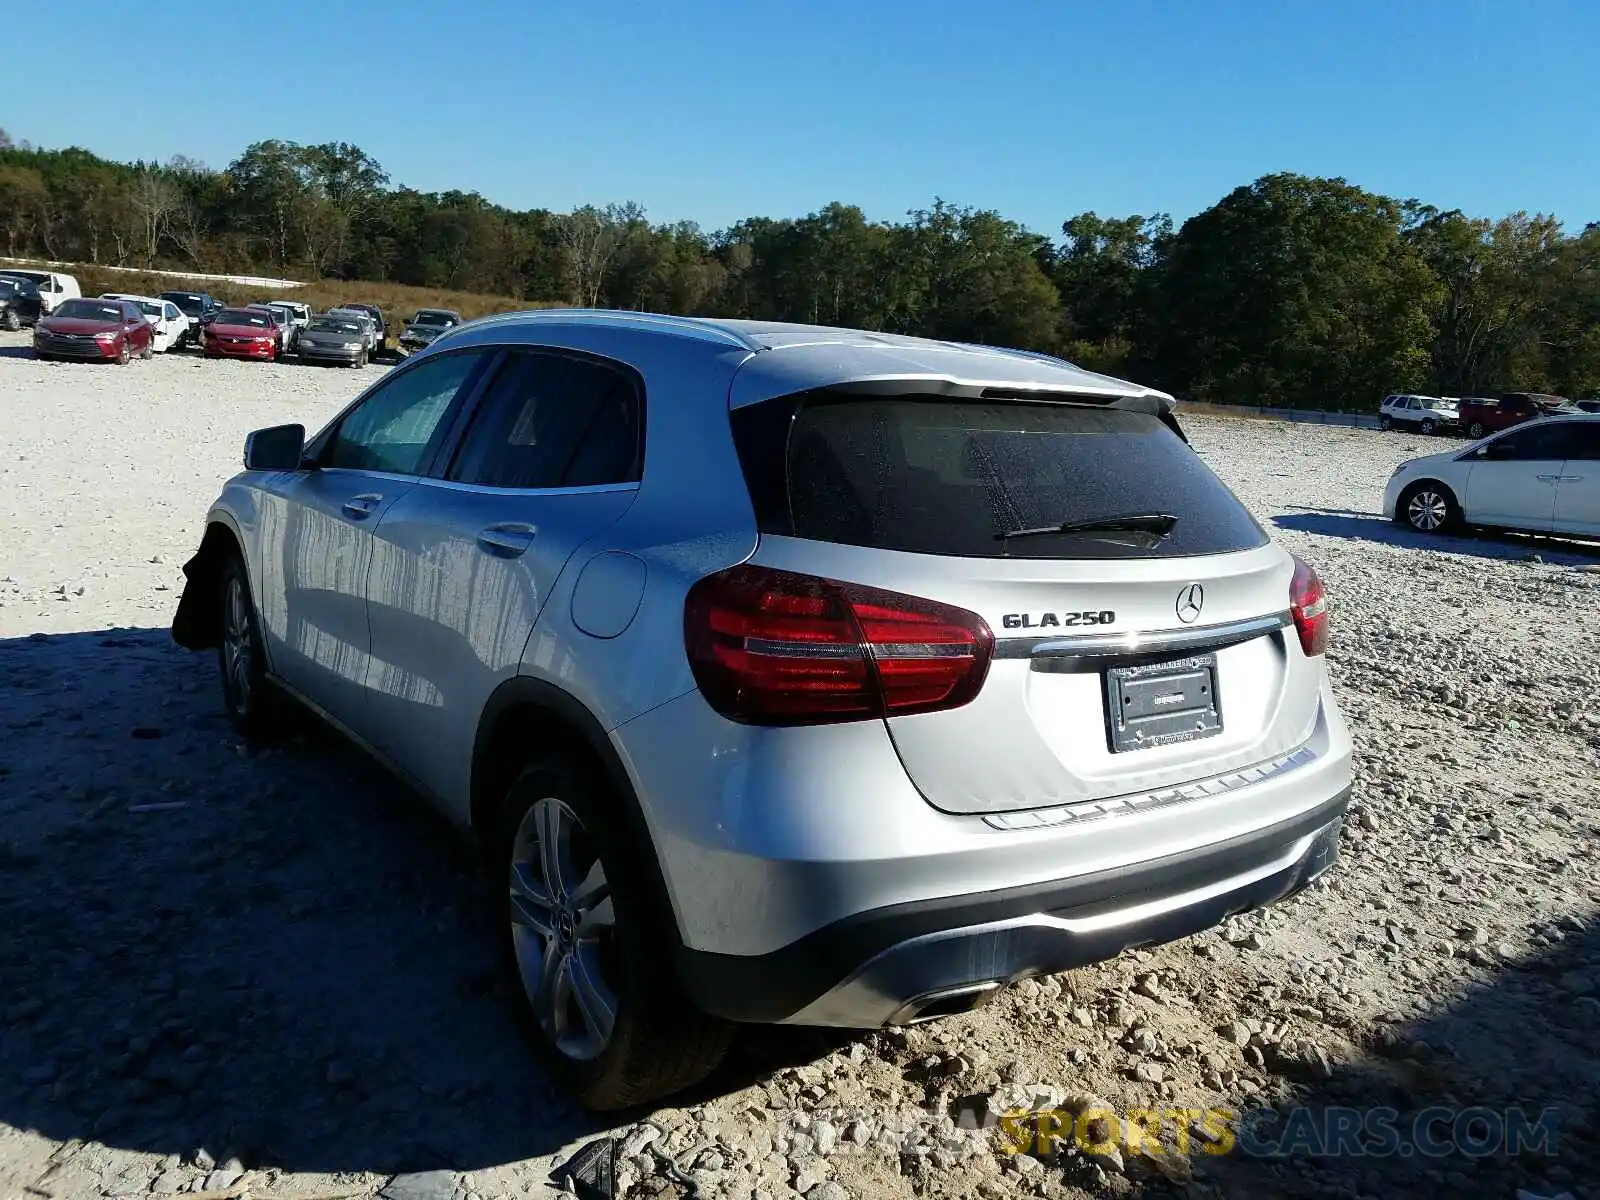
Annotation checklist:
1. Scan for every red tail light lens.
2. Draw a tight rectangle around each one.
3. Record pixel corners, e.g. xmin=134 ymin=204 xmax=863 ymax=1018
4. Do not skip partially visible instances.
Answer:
xmin=683 ymin=565 xmax=995 ymax=725
xmin=1289 ymin=554 xmax=1329 ymax=657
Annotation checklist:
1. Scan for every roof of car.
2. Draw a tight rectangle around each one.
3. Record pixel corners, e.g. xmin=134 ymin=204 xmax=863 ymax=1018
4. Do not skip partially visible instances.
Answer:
xmin=101 ymin=293 xmax=163 ymax=304
xmin=437 ymin=308 xmax=1173 ymax=408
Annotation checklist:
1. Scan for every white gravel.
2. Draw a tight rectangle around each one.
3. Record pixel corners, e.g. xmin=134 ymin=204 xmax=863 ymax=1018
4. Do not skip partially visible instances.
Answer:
xmin=1 ymin=330 xmax=1597 ymax=1200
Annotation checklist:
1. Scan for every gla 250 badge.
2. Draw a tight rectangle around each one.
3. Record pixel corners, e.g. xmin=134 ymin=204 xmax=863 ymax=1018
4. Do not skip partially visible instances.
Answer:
xmin=1001 ymin=609 xmax=1116 ymax=630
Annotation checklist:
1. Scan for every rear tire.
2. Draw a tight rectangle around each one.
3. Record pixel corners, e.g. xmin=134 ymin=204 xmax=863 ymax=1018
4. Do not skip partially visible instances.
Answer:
xmin=1467 ymin=421 xmax=1486 ymax=439
xmin=496 ymin=756 xmax=731 ymax=1112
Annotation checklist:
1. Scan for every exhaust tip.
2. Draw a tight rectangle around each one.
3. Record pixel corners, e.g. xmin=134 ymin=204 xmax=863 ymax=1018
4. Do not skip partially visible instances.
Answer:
xmin=888 ymin=981 xmax=1003 ymax=1026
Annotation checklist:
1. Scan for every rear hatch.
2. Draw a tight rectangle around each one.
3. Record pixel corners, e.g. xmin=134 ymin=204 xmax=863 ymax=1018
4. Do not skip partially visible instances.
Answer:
xmin=717 ymin=390 xmax=1326 ymax=816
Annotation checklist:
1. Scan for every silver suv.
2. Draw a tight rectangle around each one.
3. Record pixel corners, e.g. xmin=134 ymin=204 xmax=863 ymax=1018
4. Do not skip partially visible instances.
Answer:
xmin=172 ymin=311 xmax=1353 ymax=1111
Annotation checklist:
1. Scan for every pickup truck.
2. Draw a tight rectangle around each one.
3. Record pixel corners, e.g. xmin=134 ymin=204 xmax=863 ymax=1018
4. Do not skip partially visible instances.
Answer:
xmin=1457 ymin=393 xmax=1570 ymax=440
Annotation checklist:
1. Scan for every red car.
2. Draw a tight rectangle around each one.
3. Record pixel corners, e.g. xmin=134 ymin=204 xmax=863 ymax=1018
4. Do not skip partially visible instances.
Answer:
xmin=33 ymin=298 xmax=155 ymax=364
xmin=201 ymin=308 xmax=281 ymax=360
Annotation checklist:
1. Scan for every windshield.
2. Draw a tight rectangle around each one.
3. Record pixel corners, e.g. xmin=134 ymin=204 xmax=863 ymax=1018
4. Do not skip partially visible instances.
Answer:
xmin=54 ymin=300 xmax=125 ymax=321
xmin=0 ymin=280 xmax=24 ymax=296
xmin=162 ymin=294 xmax=205 ymax=313
xmin=216 ymin=309 xmax=272 ymax=328
xmin=309 ymin=318 xmax=363 ymax=335
xmin=1420 ymin=398 xmax=1453 ymax=410
xmin=413 ymin=311 xmax=456 ymax=326
xmin=137 ymin=302 xmax=162 ymax=317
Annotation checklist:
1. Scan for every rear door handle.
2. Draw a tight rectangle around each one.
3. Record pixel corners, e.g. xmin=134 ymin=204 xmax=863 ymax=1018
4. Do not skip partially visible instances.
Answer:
xmin=342 ymin=493 xmax=382 ymax=519
xmin=1561 ymin=474 xmax=1583 ymax=481
xmin=477 ymin=523 xmax=536 ymax=557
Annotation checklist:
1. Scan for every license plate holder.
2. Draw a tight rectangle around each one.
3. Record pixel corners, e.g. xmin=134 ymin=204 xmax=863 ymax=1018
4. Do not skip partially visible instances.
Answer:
xmin=1104 ymin=653 xmax=1222 ymax=753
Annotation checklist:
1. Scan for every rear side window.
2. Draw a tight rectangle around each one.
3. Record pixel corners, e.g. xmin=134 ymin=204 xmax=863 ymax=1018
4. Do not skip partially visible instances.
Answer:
xmin=731 ymin=394 xmax=1268 ymax=559
xmin=444 ymin=350 xmax=642 ymax=489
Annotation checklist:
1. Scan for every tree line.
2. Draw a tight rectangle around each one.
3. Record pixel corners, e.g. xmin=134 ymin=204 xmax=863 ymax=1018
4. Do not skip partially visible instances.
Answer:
xmin=2 ymin=127 xmax=1595 ymax=408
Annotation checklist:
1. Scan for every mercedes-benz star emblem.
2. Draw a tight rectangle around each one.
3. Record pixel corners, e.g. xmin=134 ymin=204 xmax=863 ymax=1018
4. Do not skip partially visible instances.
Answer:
xmin=1175 ymin=583 xmax=1205 ymax=624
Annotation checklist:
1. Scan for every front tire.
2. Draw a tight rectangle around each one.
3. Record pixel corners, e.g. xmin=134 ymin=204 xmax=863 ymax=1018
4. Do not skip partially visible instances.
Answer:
xmin=140 ymin=337 xmax=154 ymax=361
xmin=1379 ymin=415 xmax=1393 ymax=431
xmin=115 ymin=341 xmax=130 ymax=366
xmin=1 ymin=309 xmax=19 ymax=332
xmin=1420 ymin=418 xmax=1437 ymax=435
xmin=1399 ymin=481 xmax=1461 ymax=535
xmin=1467 ymin=421 xmax=1486 ymax=439
xmin=217 ymin=553 xmax=283 ymax=738
xmin=498 ymin=757 xmax=731 ymax=1112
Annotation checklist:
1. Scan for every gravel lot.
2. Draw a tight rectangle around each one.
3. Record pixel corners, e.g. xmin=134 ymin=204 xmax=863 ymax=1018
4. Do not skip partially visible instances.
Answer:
xmin=2 ymin=330 xmax=1597 ymax=1200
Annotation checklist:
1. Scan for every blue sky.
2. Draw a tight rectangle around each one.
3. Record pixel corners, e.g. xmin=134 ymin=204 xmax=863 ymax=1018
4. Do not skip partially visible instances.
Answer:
xmin=6 ymin=0 xmax=1596 ymax=237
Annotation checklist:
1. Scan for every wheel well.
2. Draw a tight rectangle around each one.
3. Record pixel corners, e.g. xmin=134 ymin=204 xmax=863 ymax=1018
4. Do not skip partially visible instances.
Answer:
xmin=171 ymin=521 xmax=243 ymax=650
xmin=468 ymin=689 xmax=681 ymax=951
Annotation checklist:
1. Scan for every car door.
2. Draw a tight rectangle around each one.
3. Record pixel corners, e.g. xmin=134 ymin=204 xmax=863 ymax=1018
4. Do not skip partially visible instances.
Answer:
xmin=253 ymin=349 xmax=495 ymax=730
xmin=1552 ymin=422 xmax=1600 ymax=536
xmin=1463 ymin=422 xmax=1576 ymax=530
xmin=360 ymin=347 xmax=644 ymax=810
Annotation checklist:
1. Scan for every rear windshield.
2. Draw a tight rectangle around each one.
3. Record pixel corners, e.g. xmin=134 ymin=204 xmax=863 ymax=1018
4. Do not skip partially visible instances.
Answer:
xmin=732 ymin=394 xmax=1268 ymax=560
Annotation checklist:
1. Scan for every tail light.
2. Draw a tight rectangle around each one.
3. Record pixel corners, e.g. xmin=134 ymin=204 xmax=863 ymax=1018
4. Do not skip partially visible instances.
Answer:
xmin=684 ymin=564 xmax=994 ymax=725
xmin=1289 ymin=555 xmax=1329 ymax=657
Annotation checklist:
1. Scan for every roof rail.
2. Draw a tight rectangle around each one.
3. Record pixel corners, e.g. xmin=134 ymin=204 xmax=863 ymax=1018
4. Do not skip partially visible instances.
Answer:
xmin=456 ymin=307 xmax=760 ymax=351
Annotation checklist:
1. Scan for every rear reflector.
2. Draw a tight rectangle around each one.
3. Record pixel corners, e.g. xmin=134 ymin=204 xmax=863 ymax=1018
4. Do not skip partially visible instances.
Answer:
xmin=1289 ymin=555 xmax=1329 ymax=656
xmin=684 ymin=565 xmax=995 ymax=725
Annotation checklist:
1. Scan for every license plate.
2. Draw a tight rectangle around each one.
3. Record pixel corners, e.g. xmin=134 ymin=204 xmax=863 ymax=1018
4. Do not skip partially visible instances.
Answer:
xmin=1104 ymin=653 xmax=1222 ymax=753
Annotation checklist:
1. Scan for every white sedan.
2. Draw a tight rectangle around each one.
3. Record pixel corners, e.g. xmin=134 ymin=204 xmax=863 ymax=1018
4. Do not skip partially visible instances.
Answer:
xmin=1384 ymin=414 xmax=1600 ymax=537
xmin=100 ymin=293 xmax=188 ymax=353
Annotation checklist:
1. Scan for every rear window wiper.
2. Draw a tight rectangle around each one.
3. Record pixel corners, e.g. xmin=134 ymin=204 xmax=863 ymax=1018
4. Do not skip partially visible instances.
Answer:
xmin=997 ymin=511 xmax=1178 ymax=546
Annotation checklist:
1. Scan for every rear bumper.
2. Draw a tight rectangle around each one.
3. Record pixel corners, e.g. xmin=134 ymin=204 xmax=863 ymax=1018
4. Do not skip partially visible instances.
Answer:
xmin=678 ymin=790 xmax=1348 ymax=1026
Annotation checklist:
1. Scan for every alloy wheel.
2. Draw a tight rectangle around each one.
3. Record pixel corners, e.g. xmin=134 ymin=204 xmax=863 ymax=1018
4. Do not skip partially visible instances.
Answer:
xmin=1407 ymin=489 xmax=1448 ymax=532
xmin=222 ymin=572 xmax=254 ymax=713
xmin=509 ymin=797 xmax=619 ymax=1062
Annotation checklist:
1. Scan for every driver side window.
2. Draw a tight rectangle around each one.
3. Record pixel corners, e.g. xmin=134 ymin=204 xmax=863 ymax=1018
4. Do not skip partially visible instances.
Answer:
xmin=323 ymin=351 xmax=485 ymax=476
xmin=1486 ymin=424 xmax=1573 ymax=461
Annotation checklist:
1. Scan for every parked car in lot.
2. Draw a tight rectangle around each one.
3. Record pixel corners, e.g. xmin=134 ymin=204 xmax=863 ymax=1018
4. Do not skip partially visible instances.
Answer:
xmin=159 ymin=290 xmax=223 ymax=348
xmin=0 ymin=268 xmax=81 ymax=314
xmin=1575 ymin=399 xmax=1600 ymax=414
xmin=200 ymin=307 xmax=281 ymax=360
xmin=241 ymin=305 xmax=293 ymax=356
xmin=255 ymin=300 xmax=308 ymax=351
xmin=398 ymin=308 xmax=462 ymax=353
xmin=33 ymin=297 xmax=154 ymax=363
xmin=1456 ymin=392 xmax=1570 ymax=440
xmin=327 ymin=306 xmax=380 ymax=354
xmin=1385 ymin=414 xmax=1600 ymax=536
xmin=294 ymin=312 xmax=370 ymax=367
xmin=0 ymin=276 xmax=44 ymax=329
xmin=1379 ymin=394 xmax=1457 ymax=434
xmin=339 ymin=302 xmax=387 ymax=354
xmin=171 ymin=311 xmax=1353 ymax=1111
xmin=100 ymin=293 xmax=189 ymax=352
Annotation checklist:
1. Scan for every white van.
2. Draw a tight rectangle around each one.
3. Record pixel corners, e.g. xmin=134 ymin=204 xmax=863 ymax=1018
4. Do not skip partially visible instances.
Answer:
xmin=0 ymin=269 xmax=81 ymax=314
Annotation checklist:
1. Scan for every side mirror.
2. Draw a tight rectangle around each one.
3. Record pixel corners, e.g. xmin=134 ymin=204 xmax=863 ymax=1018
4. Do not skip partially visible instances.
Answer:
xmin=244 ymin=423 xmax=306 ymax=471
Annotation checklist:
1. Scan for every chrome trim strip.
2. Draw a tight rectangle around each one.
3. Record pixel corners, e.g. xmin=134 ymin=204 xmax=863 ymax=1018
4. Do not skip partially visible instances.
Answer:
xmin=982 ymin=744 xmax=1319 ymax=832
xmin=993 ymin=611 xmax=1291 ymax=661
xmin=409 ymin=477 xmax=641 ymax=498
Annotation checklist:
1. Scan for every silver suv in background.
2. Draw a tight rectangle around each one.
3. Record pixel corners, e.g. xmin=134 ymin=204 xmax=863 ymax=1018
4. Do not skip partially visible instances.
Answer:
xmin=172 ymin=312 xmax=1353 ymax=1111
